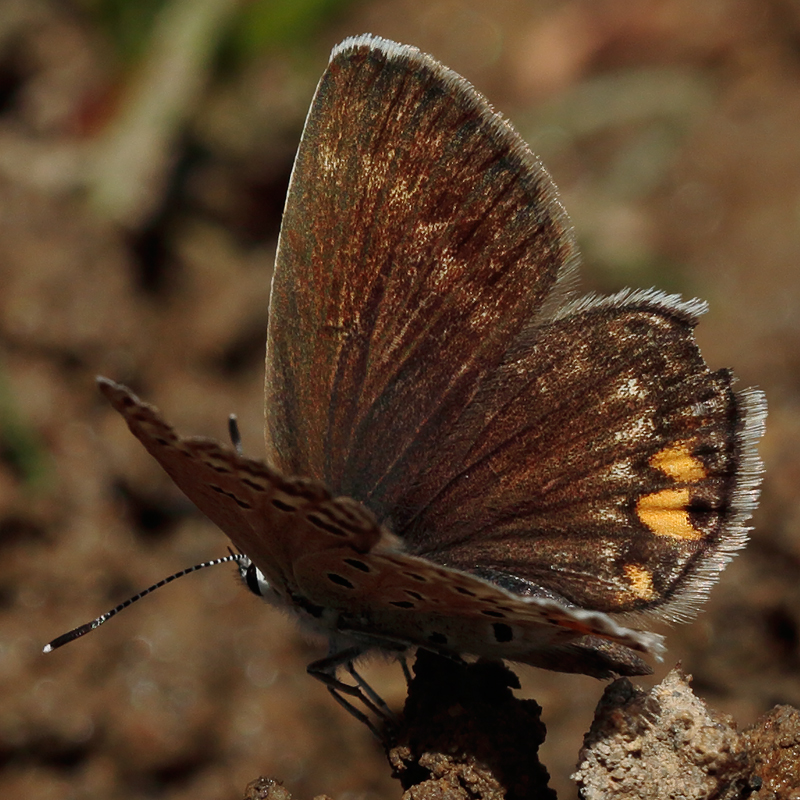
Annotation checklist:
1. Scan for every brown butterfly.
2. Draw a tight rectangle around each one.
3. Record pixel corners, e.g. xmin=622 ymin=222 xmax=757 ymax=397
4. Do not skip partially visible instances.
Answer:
xmin=47 ymin=35 xmax=766 ymax=727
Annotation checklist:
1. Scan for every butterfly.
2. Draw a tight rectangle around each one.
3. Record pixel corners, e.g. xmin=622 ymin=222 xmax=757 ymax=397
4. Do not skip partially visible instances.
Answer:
xmin=47 ymin=34 xmax=766 ymax=727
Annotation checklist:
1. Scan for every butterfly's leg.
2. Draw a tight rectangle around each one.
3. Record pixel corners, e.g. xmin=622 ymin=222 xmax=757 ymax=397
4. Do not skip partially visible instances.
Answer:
xmin=308 ymin=646 xmax=396 ymax=735
xmin=325 ymin=686 xmax=385 ymax=740
xmin=399 ymin=654 xmax=413 ymax=687
xmin=345 ymin=661 xmax=398 ymax=722
xmin=308 ymin=647 xmax=386 ymax=716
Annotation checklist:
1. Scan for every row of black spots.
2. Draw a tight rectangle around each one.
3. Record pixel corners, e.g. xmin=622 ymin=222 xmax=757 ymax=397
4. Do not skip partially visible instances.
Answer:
xmin=402 ymin=571 xmax=429 ymax=583
xmin=390 ymin=600 xmax=416 ymax=609
xmin=453 ymin=585 xmax=477 ymax=597
xmin=481 ymin=608 xmax=507 ymax=619
xmin=209 ymin=484 xmax=253 ymax=510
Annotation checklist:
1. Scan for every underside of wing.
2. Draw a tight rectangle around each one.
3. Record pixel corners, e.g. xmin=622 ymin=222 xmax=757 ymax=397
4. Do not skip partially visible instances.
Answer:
xmin=291 ymin=547 xmax=663 ymax=678
xmin=97 ymin=378 xmax=385 ymax=591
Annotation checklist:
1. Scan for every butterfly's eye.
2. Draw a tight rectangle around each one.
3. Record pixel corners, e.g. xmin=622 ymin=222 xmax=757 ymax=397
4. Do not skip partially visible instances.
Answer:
xmin=242 ymin=561 xmax=270 ymax=597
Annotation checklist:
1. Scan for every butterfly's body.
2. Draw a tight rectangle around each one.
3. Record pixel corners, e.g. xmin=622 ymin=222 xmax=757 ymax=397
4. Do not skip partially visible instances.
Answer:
xmin=50 ymin=34 xmax=766 ymax=712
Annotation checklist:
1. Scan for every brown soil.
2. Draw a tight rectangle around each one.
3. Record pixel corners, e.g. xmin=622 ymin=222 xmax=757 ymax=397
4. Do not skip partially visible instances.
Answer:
xmin=2 ymin=2 xmax=799 ymax=799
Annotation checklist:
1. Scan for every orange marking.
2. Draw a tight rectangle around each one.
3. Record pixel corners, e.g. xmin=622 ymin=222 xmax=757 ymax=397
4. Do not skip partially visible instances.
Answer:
xmin=650 ymin=442 xmax=707 ymax=482
xmin=636 ymin=488 xmax=703 ymax=540
xmin=624 ymin=564 xmax=656 ymax=600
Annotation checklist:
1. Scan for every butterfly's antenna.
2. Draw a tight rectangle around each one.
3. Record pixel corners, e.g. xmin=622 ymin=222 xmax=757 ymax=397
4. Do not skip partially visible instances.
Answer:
xmin=43 ymin=552 xmax=248 ymax=653
xmin=228 ymin=414 xmax=243 ymax=455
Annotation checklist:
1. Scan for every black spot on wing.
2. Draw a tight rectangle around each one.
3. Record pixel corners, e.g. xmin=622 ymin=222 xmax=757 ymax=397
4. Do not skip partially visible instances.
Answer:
xmin=493 ymin=622 xmax=514 ymax=643
xmin=308 ymin=513 xmax=349 ymax=537
xmin=344 ymin=558 xmax=371 ymax=572
xmin=210 ymin=485 xmax=253 ymax=510
xmin=327 ymin=573 xmax=355 ymax=589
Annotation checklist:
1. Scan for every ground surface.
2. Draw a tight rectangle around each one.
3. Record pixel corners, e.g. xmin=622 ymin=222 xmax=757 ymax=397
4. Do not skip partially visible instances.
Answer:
xmin=2 ymin=2 xmax=799 ymax=799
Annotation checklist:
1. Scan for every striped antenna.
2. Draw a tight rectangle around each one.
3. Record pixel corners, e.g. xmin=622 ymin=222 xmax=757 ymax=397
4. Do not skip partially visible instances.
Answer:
xmin=43 ymin=552 xmax=248 ymax=653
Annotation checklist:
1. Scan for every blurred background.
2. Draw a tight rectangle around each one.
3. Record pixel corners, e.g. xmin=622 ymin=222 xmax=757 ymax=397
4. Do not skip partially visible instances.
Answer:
xmin=2 ymin=1 xmax=799 ymax=798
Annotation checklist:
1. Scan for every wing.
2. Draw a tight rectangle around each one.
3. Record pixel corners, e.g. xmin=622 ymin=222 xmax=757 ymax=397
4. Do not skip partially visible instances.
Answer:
xmin=97 ymin=378 xmax=385 ymax=596
xmin=98 ymin=377 xmax=662 ymax=677
xmin=393 ymin=292 xmax=766 ymax=622
xmin=264 ymin=35 xmax=765 ymax=629
xmin=264 ymin=35 xmax=578 ymax=513
xmin=291 ymin=547 xmax=664 ymax=678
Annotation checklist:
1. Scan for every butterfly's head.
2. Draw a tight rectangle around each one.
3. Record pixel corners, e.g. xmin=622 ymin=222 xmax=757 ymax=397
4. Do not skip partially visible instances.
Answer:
xmin=237 ymin=555 xmax=272 ymax=598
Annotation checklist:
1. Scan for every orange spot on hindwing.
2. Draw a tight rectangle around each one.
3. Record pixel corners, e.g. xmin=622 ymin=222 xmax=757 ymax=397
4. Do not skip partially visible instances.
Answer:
xmin=624 ymin=564 xmax=656 ymax=600
xmin=649 ymin=442 xmax=707 ymax=482
xmin=636 ymin=488 xmax=702 ymax=540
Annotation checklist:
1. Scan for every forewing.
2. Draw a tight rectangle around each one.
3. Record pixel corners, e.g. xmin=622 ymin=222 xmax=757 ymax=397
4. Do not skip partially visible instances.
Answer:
xmin=97 ymin=379 xmax=384 ymax=592
xmin=265 ymin=35 xmax=577 ymax=514
xmin=391 ymin=292 xmax=766 ymax=621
